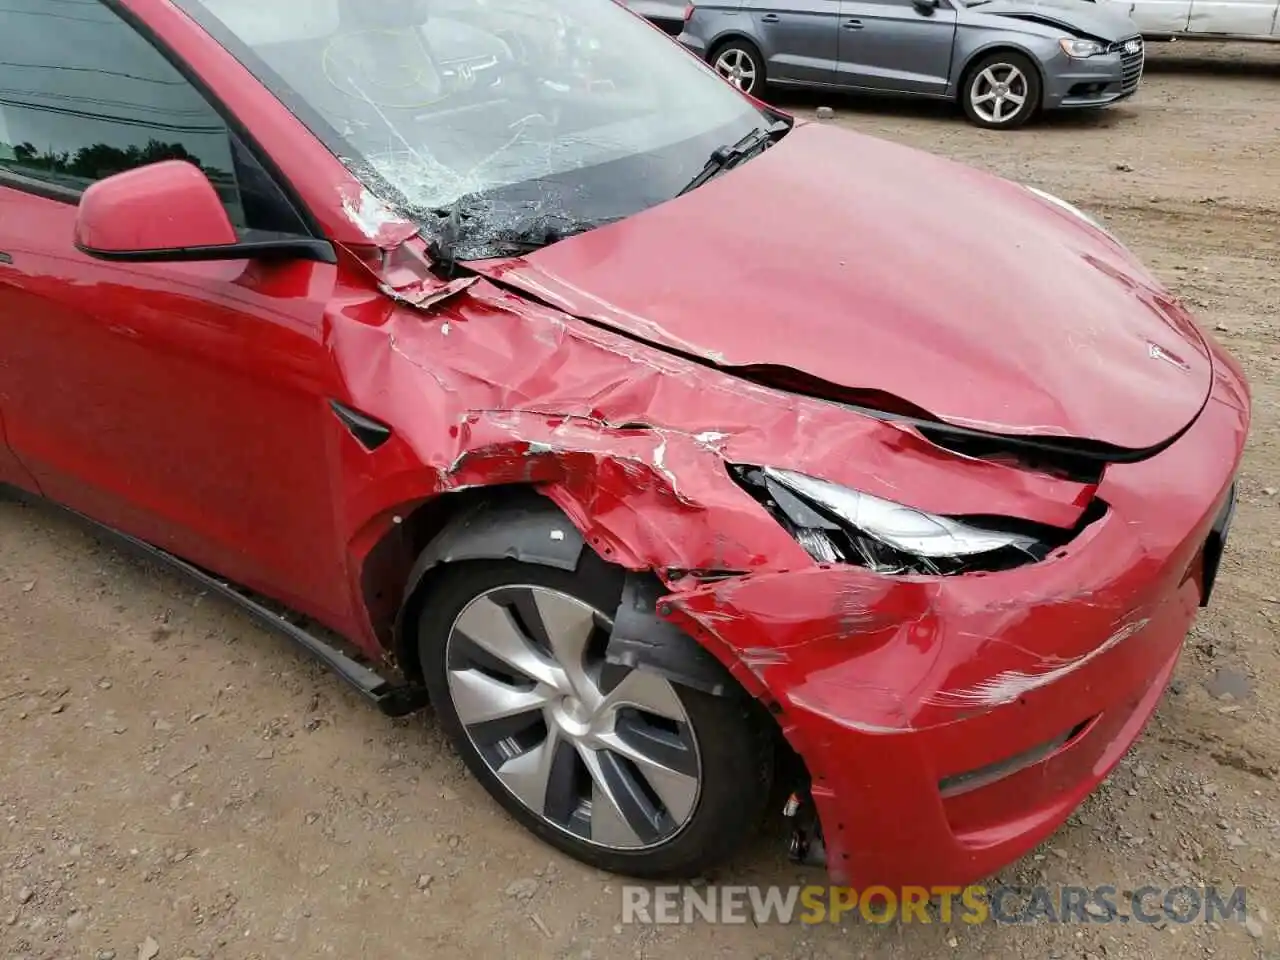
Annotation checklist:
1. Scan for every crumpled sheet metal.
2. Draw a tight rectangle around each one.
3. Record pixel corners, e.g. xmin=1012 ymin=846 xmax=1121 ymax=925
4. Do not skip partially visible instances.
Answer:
xmin=662 ymin=359 xmax=1246 ymax=740
xmin=325 ymin=264 xmax=1245 ymax=736
xmin=327 ymin=273 xmax=1096 ymax=572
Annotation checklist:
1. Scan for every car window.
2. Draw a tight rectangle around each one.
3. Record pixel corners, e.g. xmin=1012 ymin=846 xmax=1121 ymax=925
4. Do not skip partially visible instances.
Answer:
xmin=176 ymin=0 xmax=773 ymax=259
xmin=0 ymin=0 xmax=306 ymax=235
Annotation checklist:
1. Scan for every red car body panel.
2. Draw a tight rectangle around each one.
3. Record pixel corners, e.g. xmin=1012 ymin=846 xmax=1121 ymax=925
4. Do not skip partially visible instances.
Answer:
xmin=479 ymin=122 xmax=1213 ymax=451
xmin=0 ymin=0 xmax=1251 ymax=888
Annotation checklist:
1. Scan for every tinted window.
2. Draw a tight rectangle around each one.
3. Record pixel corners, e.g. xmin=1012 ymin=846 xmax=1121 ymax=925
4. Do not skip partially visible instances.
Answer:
xmin=0 ymin=0 xmax=305 ymax=234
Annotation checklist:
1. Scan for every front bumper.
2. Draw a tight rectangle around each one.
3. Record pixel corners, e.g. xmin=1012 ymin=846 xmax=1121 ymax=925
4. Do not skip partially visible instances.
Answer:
xmin=1043 ymin=39 xmax=1145 ymax=110
xmin=667 ymin=351 xmax=1248 ymax=888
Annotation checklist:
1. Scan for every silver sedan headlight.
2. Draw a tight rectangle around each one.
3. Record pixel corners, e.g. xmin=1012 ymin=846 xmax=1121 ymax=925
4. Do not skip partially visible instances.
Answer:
xmin=1059 ymin=37 xmax=1106 ymax=58
xmin=733 ymin=466 xmax=1059 ymax=576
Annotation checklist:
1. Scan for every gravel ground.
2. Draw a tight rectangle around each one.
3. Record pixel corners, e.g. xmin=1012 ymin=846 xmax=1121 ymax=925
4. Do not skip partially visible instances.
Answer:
xmin=3 ymin=41 xmax=1279 ymax=960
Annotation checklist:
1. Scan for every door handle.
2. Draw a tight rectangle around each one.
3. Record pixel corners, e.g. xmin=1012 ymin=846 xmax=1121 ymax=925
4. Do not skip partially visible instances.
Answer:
xmin=0 ymin=252 xmax=12 ymax=265
xmin=843 ymin=18 xmax=864 ymax=28
xmin=761 ymin=12 xmax=780 ymax=21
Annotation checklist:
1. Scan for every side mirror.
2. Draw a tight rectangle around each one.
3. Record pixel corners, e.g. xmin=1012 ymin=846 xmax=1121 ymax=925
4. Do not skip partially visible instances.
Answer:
xmin=912 ymin=0 xmax=939 ymax=12
xmin=74 ymin=160 xmax=334 ymax=264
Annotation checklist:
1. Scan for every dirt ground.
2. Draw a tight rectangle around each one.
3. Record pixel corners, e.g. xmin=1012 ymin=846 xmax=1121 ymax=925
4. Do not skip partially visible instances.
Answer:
xmin=3 ymin=42 xmax=1280 ymax=960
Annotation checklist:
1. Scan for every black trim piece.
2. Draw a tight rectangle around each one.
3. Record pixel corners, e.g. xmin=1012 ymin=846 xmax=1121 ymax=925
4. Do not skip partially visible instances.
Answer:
xmin=1 ymin=484 xmax=428 ymax=718
xmin=938 ymin=716 xmax=1094 ymax=798
xmin=329 ymin=400 xmax=393 ymax=451
xmin=0 ymin=169 xmax=82 ymax=206
xmin=393 ymin=494 xmax=587 ymax=668
xmin=98 ymin=0 xmax=328 ymax=241
xmin=606 ymin=573 xmax=737 ymax=697
xmin=1200 ymin=481 xmax=1237 ymax=607
xmin=76 ymin=236 xmax=337 ymax=265
xmin=0 ymin=252 xmax=12 ymax=266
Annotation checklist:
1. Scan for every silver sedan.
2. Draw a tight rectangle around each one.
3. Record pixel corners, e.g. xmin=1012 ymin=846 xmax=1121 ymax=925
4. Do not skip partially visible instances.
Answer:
xmin=624 ymin=0 xmax=1145 ymax=129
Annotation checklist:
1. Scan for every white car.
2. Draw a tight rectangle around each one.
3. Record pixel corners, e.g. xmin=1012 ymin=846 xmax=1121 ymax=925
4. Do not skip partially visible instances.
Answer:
xmin=1042 ymin=0 xmax=1273 ymax=38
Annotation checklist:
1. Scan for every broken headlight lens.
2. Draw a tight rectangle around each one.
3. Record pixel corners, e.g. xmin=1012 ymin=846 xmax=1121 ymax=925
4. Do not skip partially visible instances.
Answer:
xmin=735 ymin=466 xmax=1050 ymax=576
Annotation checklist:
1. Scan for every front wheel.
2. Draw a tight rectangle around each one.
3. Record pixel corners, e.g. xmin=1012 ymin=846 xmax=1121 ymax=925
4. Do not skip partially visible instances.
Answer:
xmin=709 ymin=39 xmax=766 ymax=96
xmin=417 ymin=558 xmax=775 ymax=878
xmin=961 ymin=51 xmax=1041 ymax=129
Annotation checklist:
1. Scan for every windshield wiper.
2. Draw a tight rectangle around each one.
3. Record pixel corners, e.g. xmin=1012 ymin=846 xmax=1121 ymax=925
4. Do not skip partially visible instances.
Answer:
xmin=676 ymin=119 xmax=791 ymax=198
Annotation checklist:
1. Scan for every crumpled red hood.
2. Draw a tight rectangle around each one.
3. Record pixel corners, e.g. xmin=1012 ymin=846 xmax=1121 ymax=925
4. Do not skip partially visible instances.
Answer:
xmin=473 ymin=121 xmax=1212 ymax=451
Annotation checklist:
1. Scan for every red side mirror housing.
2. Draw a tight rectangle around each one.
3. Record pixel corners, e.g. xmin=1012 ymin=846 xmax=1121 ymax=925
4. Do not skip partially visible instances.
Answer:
xmin=74 ymin=160 xmax=240 ymax=260
xmin=73 ymin=159 xmax=337 ymax=264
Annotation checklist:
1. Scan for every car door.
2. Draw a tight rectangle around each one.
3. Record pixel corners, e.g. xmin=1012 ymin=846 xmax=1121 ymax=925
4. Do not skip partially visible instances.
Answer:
xmin=742 ymin=0 xmax=843 ymax=85
xmin=0 ymin=407 xmax=38 ymax=492
xmin=0 ymin=0 xmax=354 ymax=629
xmin=1107 ymin=0 xmax=1192 ymax=34
xmin=834 ymin=0 xmax=957 ymax=94
xmin=1185 ymin=0 xmax=1277 ymax=33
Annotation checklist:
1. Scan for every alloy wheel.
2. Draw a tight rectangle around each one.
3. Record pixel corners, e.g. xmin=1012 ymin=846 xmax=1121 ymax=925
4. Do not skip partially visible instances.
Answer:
xmin=714 ymin=48 xmax=758 ymax=93
xmin=969 ymin=63 xmax=1029 ymax=125
xmin=444 ymin=585 xmax=703 ymax=850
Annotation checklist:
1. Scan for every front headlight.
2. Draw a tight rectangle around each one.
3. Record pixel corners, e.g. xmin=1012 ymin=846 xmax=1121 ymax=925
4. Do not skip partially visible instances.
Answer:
xmin=734 ymin=466 xmax=1059 ymax=576
xmin=1059 ymin=37 xmax=1105 ymax=58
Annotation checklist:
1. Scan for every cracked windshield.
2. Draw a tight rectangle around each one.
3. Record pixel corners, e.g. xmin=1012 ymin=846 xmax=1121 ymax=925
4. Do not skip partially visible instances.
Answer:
xmin=179 ymin=0 xmax=772 ymax=258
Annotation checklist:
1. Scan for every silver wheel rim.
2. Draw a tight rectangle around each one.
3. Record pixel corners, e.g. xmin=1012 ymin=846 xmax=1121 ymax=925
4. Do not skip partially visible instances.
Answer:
xmin=445 ymin=585 xmax=703 ymax=850
xmin=970 ymin=63 xmax=1028 ymax=124
xmin=714 ymin=48 xmax=757 ymax=93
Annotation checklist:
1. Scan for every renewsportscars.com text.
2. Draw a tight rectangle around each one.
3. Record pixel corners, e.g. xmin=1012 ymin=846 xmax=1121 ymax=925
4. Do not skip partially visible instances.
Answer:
xmin=621 ymin=884 xmax=1249 ymax=926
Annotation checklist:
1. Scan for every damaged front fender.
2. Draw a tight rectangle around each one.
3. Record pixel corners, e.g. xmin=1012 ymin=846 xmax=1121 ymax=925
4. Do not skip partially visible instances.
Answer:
xmin=323 ymin=253 xmax=1108 ymax=661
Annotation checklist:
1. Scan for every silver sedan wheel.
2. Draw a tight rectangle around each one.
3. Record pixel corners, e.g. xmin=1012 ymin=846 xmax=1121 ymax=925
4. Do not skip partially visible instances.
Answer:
xmin=444 ymin=585 xmax=703 ymax=850
xmin=714 ymin=47 xmax=758 ymax=93
xmin=969 ymin=62 xmax=1029 ymax=125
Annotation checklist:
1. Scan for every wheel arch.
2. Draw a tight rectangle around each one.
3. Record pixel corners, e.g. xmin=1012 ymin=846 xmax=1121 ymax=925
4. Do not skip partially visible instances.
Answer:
xmin=380 ymin=486 xmax=743 ymax=700
xmin=957 ymin=42 xmax=1047 ymax=106
xmin=705 ymin=30 xmax=765 ymax=63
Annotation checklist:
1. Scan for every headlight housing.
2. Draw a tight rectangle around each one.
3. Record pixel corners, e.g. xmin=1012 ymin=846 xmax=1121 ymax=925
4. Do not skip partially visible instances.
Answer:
xmin=734 ymin=466 xmax=1075 ymax=576
xmin=1059 ymin=37 xmax=1105 ymax=58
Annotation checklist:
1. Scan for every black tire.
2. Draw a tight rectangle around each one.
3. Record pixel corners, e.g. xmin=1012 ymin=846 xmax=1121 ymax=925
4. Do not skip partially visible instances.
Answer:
xmin=960 ymin=50 xmax=1042 ymax=129
xmin=417 ymin=555 xmax=775 ymax=879
xmin=707 ymin=38 xmax=766 ymax=97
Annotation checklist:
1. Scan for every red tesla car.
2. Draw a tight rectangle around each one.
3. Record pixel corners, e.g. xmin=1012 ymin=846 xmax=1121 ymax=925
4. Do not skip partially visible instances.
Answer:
xmin=0 ymin=0 xmax=1248 ymax=887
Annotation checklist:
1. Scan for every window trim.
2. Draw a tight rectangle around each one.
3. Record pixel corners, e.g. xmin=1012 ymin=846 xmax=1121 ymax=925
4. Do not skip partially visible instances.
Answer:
xmin=0 ymin=167 xmax=84 ymax=207
xmin=0 ymin=0 xmax=328 ymax=245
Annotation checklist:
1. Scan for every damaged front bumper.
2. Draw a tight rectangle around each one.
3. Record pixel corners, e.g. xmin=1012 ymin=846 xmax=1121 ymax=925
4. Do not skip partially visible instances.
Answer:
xmin=662 ymin=363 xmax=1247 ymax=888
